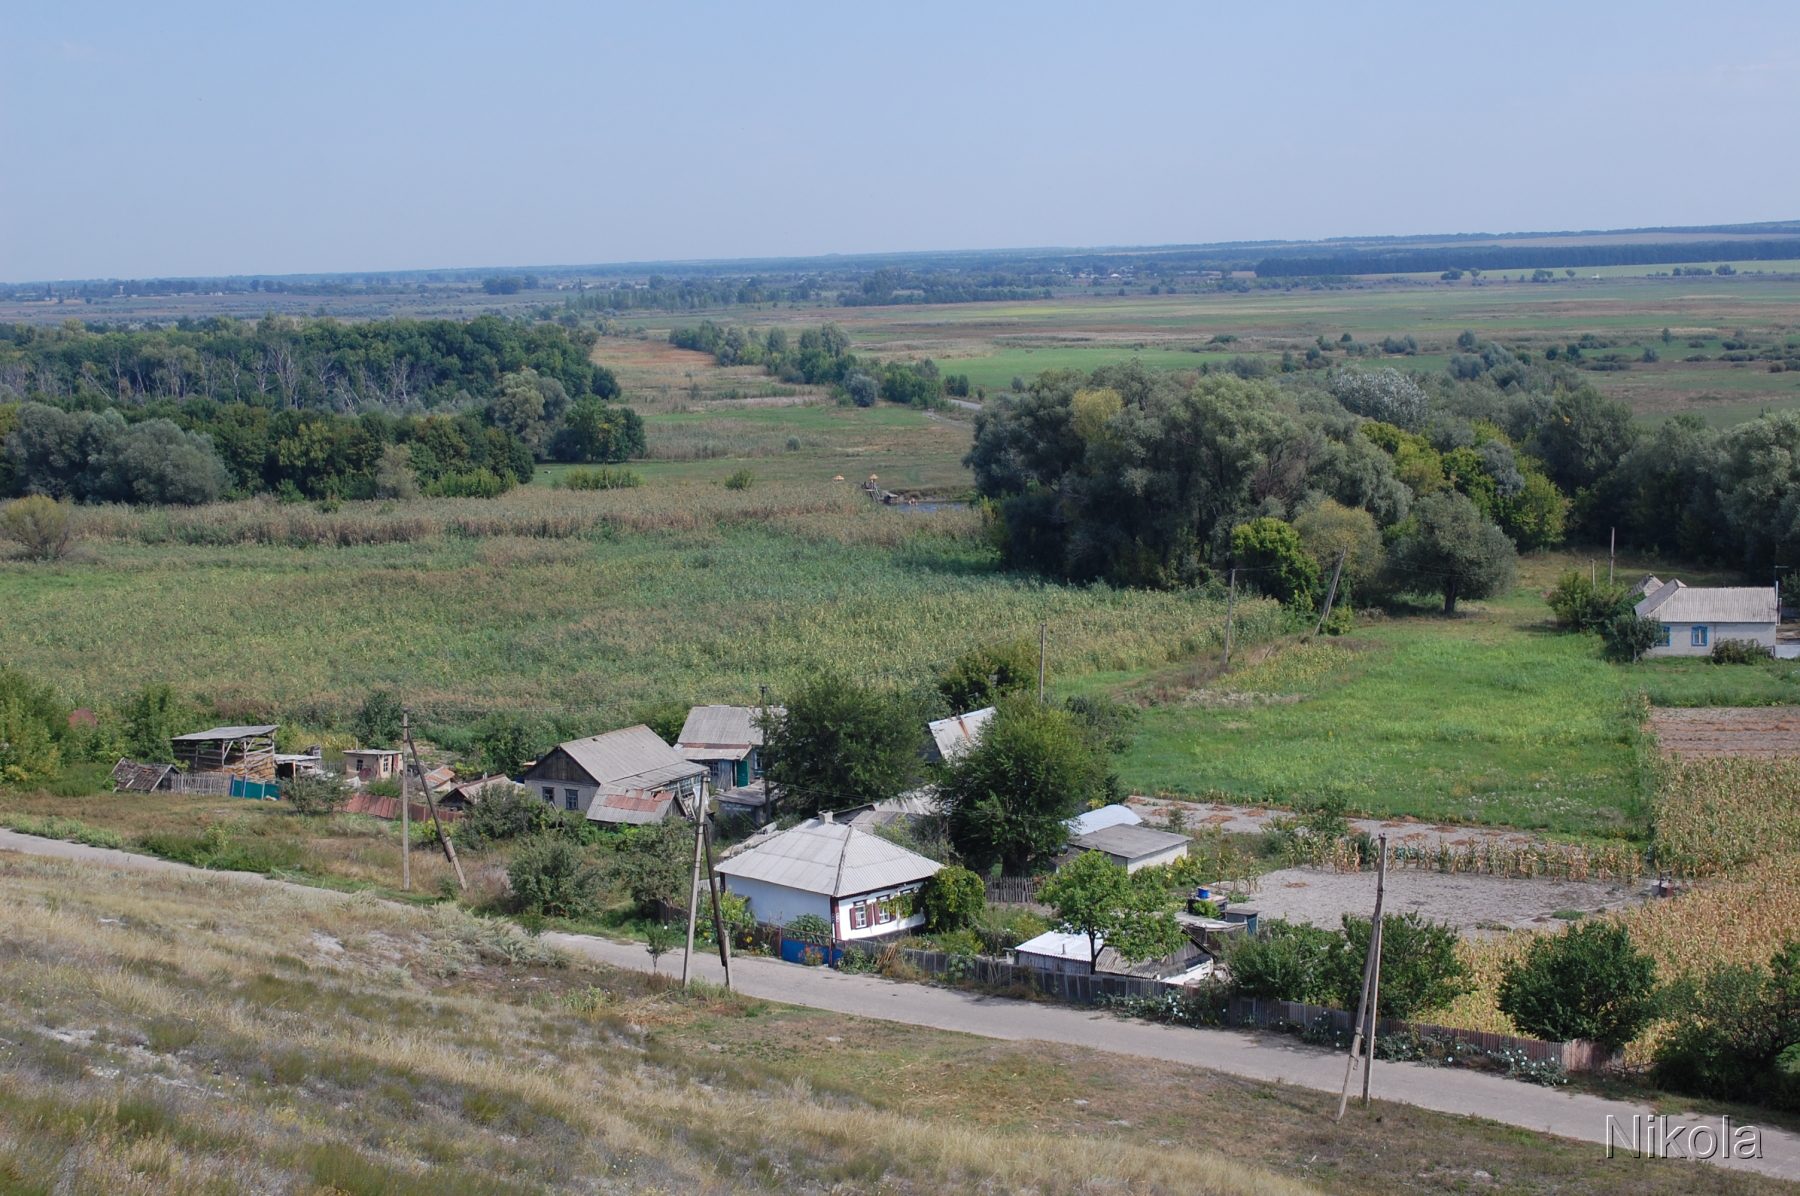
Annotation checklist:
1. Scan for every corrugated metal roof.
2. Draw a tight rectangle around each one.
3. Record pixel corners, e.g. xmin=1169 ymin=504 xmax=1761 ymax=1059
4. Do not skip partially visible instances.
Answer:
xmin=1636 ymin=580 xmax=1778 ymax=624
xmin=172 ymin=725 xmax=278 ymax=741
xmin=1067 ymin=804 xmax=1143 ymax=837
xmin=1071 ymin=824 xmax=1191 ymax=861
xmin=549 ymin=725 xmax=706 ymax=793
xmin=928 ymin=707 xmax=995 ymax=761
xmin=715 ymin=816 xmax=940 ymax=896
xmin=588 ymin=790 xmax=676 ymax=826
xmin=1014 ymin=930 xmax=1092 ymax=962
xmin=676 ymin=744 xmax=752 ymax=762
xmin=677 ymin=704 xmax=776 ymax=750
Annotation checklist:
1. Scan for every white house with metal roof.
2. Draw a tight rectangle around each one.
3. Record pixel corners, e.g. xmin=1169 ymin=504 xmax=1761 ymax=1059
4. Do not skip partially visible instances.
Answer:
xmin=1634 ymin=576 xmax=1780 ymax=658
xmin=520 ymin=725 xmax=705 ymax=825
xmin=925 ymin=706 xmax=995 ymax=763
xmin=714 ymin=813 xmax=942 ymax=940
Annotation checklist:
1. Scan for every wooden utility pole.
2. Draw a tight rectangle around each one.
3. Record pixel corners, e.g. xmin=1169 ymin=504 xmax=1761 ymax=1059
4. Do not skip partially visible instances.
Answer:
xmin=399 ymin=711 xmax=411 ymax=892
xmin=680 ymin=789 xmax=707 ymax=989
xmin=1608 ymin=528 xmax=1616 ymax=584
xmin=701 ymin=816 xmax=732 ymax=990
xmin=1037 ymin=621 xmax=1048 ymax=703
xmin=1223 ymin=568 xmax=1238 ymax=668
xmin=1360 ymin=841 xmax=1389 ymax=1107
xmin=1313 ymin=548 xmax=1347 ymax=637
xmin=402 ymin=709 xmax=466 ymax=891
xmin=1335 ymin=833 xmax=1388 ymax=1122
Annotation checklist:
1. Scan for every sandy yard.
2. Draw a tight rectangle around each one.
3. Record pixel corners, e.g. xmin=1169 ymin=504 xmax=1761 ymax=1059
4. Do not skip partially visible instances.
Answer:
xmin=1232 ymin=866 xmax=1648 ymax=937
xmin=1128 ymin=796 xmax=1552 ymax=852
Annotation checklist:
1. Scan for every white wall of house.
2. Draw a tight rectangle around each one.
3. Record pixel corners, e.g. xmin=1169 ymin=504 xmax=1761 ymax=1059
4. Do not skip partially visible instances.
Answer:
xmin=722 ymin=876 xmax=833 ymax=930
xmin=834 ymin=882 xmax=928 ymax=940
xmin=1645 ymin=621 xmax=1776 ymax=658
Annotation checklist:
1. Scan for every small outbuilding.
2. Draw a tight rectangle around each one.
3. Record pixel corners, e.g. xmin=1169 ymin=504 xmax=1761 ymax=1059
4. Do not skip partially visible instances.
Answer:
xmin=521 ymin=725 xmax=706 ymax=825
xmin=342 ymin=748 xmax=404 ymax=788
xmin=1066 ymin=824 xmax=1191 ymax=873
xmin=171 ymin=725 xmax=278 ymax=780
xmin=437 ymin=775 xmax=525 ymax=812
xmin=1067 ymin=803 xmax=1143 ymax=838
xmin=676 ymin=704 xmax=777 ymax=791
xmin=714 ymin=813 xmax=942 ymax=941
xmin=1012 ymin=928 xmax=1214 ymax=984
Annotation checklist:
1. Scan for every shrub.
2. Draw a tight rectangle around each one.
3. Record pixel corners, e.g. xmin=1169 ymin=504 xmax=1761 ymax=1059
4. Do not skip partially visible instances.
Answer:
xmin=430 ymin=468 xmax=508 ymax=498
xmin=556 ymin=466 xmax=641 ymax=491
xmin=938 ymin=638 xmax=1036 ymax=712
xmin=1655 ymin=941 xmax=1800 ymax=1108
xmin=1339 ymin=912 xmax=1469 ymax=1020
xmin=1602 ymin=612 xmax=1663 ymax=662
xmin=787 ymin=913 xmax=832 ymax=943
xmin=283 ymin=773 xmax=350 ymax=816
xmin=919 ymin=865 xmax=986 ymax=932
xmin=1498 ymin=921 xmax=1659 ymax=1051
xmin=1712 ymin=638 xmax=1772 ymax=664
xmin=1226 ymin=920 xmax=1345 ymax=1005
xmin=610 ymin=820 xmax=693 ymax=915
xmin=1544 ymin=571 xmax=1631 ymax=632
xmin=458 ymin=785 xmax=556 ymax=849
xmin=138 ymin=823 xmax=300 ymax=874
xmin=0 ymin=495 xmax=73 ymax=561
xmin=119 ymin=684 xmax=187 ymax=763
xmin=724 ymin=468 xmax=755 ymax=491
xmin=508 ymin=834 xmax=603 ymax=919
xmin=352 ymin=689 xmax=404 ymax=747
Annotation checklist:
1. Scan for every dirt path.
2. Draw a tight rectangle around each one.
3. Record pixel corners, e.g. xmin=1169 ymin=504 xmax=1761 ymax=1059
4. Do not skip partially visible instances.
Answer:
xmin=3 ymin=828 xmax=1794 ymax=1179
xmin=1127 ymin=797 xmax=1558 ymax=851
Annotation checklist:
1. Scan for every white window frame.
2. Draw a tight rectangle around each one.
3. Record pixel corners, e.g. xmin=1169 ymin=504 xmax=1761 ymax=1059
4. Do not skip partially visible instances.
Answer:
xmin=1691 ymin=625 xmax=1710 ymax=648
xmin=849 ymin=903 xmax=869 ymax=930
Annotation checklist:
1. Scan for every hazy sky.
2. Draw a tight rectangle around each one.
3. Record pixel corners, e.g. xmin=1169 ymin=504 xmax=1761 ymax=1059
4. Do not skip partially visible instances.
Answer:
xmin=4 ymin=1 xmax=1798 ymax=281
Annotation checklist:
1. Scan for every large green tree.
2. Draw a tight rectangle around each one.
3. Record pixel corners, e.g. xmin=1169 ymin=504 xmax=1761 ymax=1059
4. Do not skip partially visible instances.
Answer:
xmin=1038 ymin=850 xmax=1186 ymax=972
xmin=1387 ymin=491 xmax=1518 ymax=614
xmin=761 ymin=673 xmax=926 ymax=817
xmin=1498 ymin=921 xmax=1659 ymax=1052
xmin=941 ymin=701 xmax=1108 ymax=874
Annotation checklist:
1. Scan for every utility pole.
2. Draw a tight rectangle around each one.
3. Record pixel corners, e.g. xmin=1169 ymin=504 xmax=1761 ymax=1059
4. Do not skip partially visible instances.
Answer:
xmin=1360 ymin=840 xmax=1389 ymax=1107
xmin=401 ymin=709 xmax=465 ymax=891
xmin=1336 ymin=833 xmax=1388 ymax=1122
xmin=1313 ymin=548 xmax=1347 ymax=637
xmin=1223 ymin=568 xmax=1238 ymax=669
xmin=1037 ymin=621 xmax=1048 ymax=704
xmin=701 ymin=815 xmax=732 ymax=989
xmin=1608 ymin=528 xmax=1616 ymax=585
xmin=1591 ymin=560 xmax=1596 ymax=585
xmin=680 ymin=787 xmax=706 ymax=989
xmin=399 ymin=710 xmax=411 ymax=892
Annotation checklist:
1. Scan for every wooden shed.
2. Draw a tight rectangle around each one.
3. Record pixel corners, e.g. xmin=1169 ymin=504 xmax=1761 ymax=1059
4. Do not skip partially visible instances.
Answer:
xmin=170 ymin=725 xmax=278 ymax=780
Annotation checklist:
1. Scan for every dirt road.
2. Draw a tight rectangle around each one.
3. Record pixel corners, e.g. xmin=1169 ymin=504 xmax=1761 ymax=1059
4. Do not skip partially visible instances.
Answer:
xmin=3 ymin=828 xmax=1794 ymax=1180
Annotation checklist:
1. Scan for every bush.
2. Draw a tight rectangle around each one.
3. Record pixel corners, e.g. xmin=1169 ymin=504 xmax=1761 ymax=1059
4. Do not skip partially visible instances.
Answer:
xmin=938 ymin=639 xmax=1036 ymax=712
xmin=0 ymin=495 xmax=73 ymax=561
xmin=919 ymin=865 xmax=986 ymax=932
xmin=1602 ymin=612 xmax=1663 ymax=662
xmin=1655 ymin=941 xmax=1800 ymax=1108
xmin=723 ymin=468 xmax=755 ymax=491
xmin=508 ymin=834 xmax=603 ymax=919
xmin=556 ymin=466 xmax=641 ymax=491
xmin=1545 ymin=571 xmax=1631 ymax=632
xmin=610 ymin=820 xmax=694 ymax=915
xmin=458 ymin=785 xmax=556 ymax=849
xmin=1498 ymin=921 xmax=1659 ymax=1051
xmin=119 ymin=684 xmax=187 ymax=763
xmin=1340 ymin=912 xmax=1469 ymax=1020
xmin=1712 ymin=638 xmax=1772 ymax=664
xmin=283 ymin=773 xmax=350 ymax=816
xmin=429 ymin=468 xmax=509 ymax=498
xmin=787 ymin=913 xmax=832 ymax=943
xmin=1226 ymin=920 xmax=1345 ymax=1005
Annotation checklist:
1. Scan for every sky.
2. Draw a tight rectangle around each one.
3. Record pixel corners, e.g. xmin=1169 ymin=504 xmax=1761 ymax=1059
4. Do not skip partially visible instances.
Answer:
xmin=3 ymin=0 xmax=1798 ymax=281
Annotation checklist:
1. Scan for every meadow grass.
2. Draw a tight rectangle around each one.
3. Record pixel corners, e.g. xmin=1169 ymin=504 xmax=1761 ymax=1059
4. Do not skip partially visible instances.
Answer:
xmin=0 ymin=850 xmax=1769 ymax=1195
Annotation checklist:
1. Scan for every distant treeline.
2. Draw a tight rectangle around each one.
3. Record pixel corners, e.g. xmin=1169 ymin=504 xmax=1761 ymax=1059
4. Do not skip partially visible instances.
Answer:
xmin=836 ymin=267 xmax=1055 ymax=306
xmin=1257 ymin=239 xmax=1800 ymax=278
xmin=668 ymin=321 xmax=967 ymax=407
xmin=562 ymin=276 xmax=825 ymax=313
xmin=0 ymin=316 xmax=617 ymax=412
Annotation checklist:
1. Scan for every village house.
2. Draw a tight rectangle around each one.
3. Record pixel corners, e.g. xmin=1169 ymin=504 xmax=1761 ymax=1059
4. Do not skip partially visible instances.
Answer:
xmin=1065 ymin=823 xmax=1190 ymax=873
xmin=520 ymin=725 xmax=705 ymax=826
xmin=924 ymin=706 xmax=995 ymax=764
xmin=714 ymin=813 xmax=942 ymax=941
xmin=1634 ymin=575 xmax=1782 ymax=658
xmin=342 ymin=748 xmax=404 ymax=788
xmin=1011 ymin=928 xmax=1215 ymax=985
xmin=675 ymin=704 xmax=774 ymax=790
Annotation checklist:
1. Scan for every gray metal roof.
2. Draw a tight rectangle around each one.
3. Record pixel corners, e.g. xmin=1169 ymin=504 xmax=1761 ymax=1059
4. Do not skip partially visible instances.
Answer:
xmin=172 ymin=725 xmax=278 ymax=741
xmin=1070 ymin=824 xmax=1192 ymax=861
xmin=551 ymin=725 xmax=705 ymax=793
xmin=928 ymin=707 xmax=995 ymax=761
xmin=1067 ymin=804 xmax=1143 ymax=837
xmin=677 ymin=704 xmax=776 ymax=751
xmin=714 ymin=816 xmax=941 ymax=897
xmin=1636 ymin=579 xmax=1778 ymax=624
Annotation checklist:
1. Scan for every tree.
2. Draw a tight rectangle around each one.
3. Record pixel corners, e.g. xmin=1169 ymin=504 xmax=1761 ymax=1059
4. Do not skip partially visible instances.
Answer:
xmin=486 ymin=368 xmax=570 ymax=455
xmin=1230 ymin=517 xmax=1320 ymax=610
xmin=1387 ymin=491 xmax=1518 ymax=614
xmin=119 ymin=684 xmax=187 ymax=763
xmin=372 ymin=444 xmax=420 ymax=499
xmin=644 ymin=921 xmax=680 ymax=974
xmin=1498 ymin=921 xmax=1659 ymax=1052
xmin=1327 ymin=368 xmax=1429 ymax=429
xmin=610 ymin=820 xmax=694 ymax=915
xmin=941 ymin=701 xmax=1109 ymax=874
xmin=352 ymin=689 xmax=403 ymax=747
xmin=553 ymin=398 xmax=645 ymax=464
xmin=1225 ymin=919 xmax=1345 ymax=1005
xmin=1602 ymin=611 xmax=1663 ymax=662
xmin=938 ymin=639 xmax=1036 ymax=712
xmin=1293 ymin=499 xmax=1384 ymax=593
xmin=1545 ymin=571 xmax=1631 ymax=632
xmin=509 ymin=834 xmax=603 ymax=918
xmin=1038 ymin=850 xmax=1185 ymax=972
xmin=1337 ymin=912 xmax=1469 ymax=1020
xmin=844 ymin=372 xmax=878 ymax=408
xmin=1529 ymin=388 xmax=1639 ymax=495
xmin=918 ymin=865 xmax=985 ymax=932
xmin=1655 ymin=940 xmax=1800 ymax=1107
xmin=100 ymin=419 xmax=230 ymax=504
xmin=761 ymin=673 xmax=925 ymax=817
xmin=472 ymin=715 xmax=540 ymax=777
xmin=283 ymin=773 xmax=350 ymax=816
xmin=457 ymin=785 xmax=556 ymax=849
xmin=0 ymin=496 xmax=72 ymax=561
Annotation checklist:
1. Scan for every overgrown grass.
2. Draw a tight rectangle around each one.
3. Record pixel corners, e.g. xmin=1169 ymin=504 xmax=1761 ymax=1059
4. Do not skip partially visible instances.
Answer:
xmin=0 ymin=812 xmax=122 ymax=849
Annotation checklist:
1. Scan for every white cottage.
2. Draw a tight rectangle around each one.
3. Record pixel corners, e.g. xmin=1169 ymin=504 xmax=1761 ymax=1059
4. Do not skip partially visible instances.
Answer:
xmin=1634 ymin=576 xmax=1779 ymax=658
xmin=714 ymin=814 xmax=942 ymax=941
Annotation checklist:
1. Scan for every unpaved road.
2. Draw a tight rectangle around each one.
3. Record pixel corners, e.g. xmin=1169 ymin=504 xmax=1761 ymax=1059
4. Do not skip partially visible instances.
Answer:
xmin=3 ymin=829 xmax=1795 ymax=1179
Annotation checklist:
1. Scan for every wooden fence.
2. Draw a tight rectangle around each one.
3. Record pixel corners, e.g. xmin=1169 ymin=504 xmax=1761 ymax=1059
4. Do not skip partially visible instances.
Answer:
xmin=1221 ymin=996 xmax=1606 ymax=1071
xmin=165 ymin=773 xmax=231 ymax=796
xmin=983 ymin=875 xmax=1044 ymax=905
